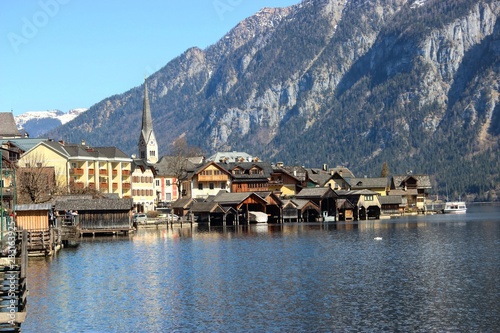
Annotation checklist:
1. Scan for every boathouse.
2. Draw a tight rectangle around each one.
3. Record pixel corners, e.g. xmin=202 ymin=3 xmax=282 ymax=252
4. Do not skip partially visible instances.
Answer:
xmin=14 ymin=203 xmax=60 ymax=256
xmin=295 ymin=187 xmax=338 ymax=218
xmin=282 ymin=199 xmax=320 ymax=222
xmin=55 ymin=198 xmax=133 ymax=235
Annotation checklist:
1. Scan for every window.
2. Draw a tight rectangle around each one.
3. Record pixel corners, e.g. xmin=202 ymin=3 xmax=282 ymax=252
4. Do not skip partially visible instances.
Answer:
xmin=209 ymin=183 xmax=214 ymax=190
xmin=198 ymin=183 xmax=203 ymax=190
xmin=365 ymin=195 xmax=374 ymax=201
xmin=165 ymin=179 xmax=171 ymax=186
xmin=221 ymin=182 xmax=226 ymax=190
xmin=156 ymin=180 xmax=160 ymax=186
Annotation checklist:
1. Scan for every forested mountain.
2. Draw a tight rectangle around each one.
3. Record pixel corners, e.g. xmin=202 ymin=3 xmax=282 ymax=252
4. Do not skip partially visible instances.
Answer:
xmin=47 ymin=0 xmax=500 ymax=200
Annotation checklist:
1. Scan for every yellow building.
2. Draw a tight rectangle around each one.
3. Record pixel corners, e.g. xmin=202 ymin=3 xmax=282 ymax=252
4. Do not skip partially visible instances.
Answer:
xmin=18 ymin=140 xmax=132 ymax=198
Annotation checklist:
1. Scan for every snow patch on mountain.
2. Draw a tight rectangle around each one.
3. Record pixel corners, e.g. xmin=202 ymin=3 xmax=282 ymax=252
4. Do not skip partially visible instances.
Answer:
xmin=15 ymin=108 xmax=88 ymax=137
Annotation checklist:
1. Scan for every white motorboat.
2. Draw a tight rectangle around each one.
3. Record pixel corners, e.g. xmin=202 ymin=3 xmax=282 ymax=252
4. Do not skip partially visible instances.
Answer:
xmin=443 ymin=201 xmax=467 ymax=214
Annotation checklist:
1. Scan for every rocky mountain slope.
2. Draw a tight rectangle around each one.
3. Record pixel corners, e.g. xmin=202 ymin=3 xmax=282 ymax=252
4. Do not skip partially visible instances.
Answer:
xmin=47 ymin=0 xmax=500 ymax=200
xmin=15 ymin=108 xmax=88 ymax=138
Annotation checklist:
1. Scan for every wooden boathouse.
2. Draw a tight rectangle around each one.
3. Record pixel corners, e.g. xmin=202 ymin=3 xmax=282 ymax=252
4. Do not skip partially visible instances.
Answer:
xmin=55 ymin=198 xmax=133 ymax=236
xmin=14 ymin=204 xmax=61 ymax=256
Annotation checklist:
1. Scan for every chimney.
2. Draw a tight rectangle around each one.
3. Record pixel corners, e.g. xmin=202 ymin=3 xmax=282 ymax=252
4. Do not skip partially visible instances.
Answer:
xmin=323 ymin=164 xmax=328 ymax=171
xmin=81 ymin=139 xmax=86 ymax=145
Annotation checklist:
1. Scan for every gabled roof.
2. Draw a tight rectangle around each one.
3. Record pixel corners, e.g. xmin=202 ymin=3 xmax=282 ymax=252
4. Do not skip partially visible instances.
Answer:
xmin=218 ymin=161 xmax=274 ymax=181
xmin=3 ymin=138 xmax=48 ymax=152
xmin=54 ymin=198 xmax=133 ymax=211
xmin=15 ymin=203 xmax=52 ymax=211
xmin=208 ymin=151 xmax=254 ymax=163
xmin=193 ymin=161 xmax=233 ymax=176
xmin=213 ymin=192 xmax=267 ymax=206
xmin=132 ymin=159 xmax=156 ymax=174
xmin=190 ymin=202 xmax=225 ymax=214
xmin=308 ymin=173 xmax=333 ymax=187
xmin=296 ymin=187 xmax=337 ymax=199
xmin=172 ymin=197 xmax=197 ymax=209
xmin=378 ymin=195 xmax=403 ymax=205
xmin=0 ymin=112 xmax=21 ymax=138
xmin=290 ymin=199 xmax=320 ymax=211
xmin=349 ymin=177 xmax=389 ymax=189
xmin=280 ymin=166 xmax=308 ymax=182
xmin=329 ymin=167 xmax=355 ymax=178
xmin=392 ymin=175 xmax=432 ymax=189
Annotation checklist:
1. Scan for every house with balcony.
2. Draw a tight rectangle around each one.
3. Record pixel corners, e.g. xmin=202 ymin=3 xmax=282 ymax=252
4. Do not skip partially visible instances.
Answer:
xmin=219 ymin=161 xmax=274 ymax=193
xmin=189 ymin=161 xmax=232 ymax=199
xmin=17 ymin=140 xmax=132 ymax=201
xmin=389 ymin=174 xmax=432 ymax=211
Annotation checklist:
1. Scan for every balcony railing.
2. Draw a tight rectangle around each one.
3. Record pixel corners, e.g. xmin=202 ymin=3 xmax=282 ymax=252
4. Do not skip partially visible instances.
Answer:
xmin=112 ymin=183 xmax=119 ymax=190
xmin=122 ymin=183 xmax=131 ymax=189
xmin=122 ymin=170 xmax=130 ymax=176
xmin=99 ymin=169 xmax=108 ymax=176
xmin=70 ymin=168 xmax=84 ymax=176
xmin=89 ymin=169 xmax=95 ymax=175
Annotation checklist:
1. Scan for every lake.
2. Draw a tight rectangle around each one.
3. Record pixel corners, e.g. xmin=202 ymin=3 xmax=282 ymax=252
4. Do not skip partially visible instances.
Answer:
xmin=23 ymin=204 xmax=500 ymax=332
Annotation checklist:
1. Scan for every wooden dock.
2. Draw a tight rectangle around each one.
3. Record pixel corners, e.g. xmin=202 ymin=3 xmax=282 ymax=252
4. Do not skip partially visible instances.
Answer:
xmin=0 ymin=231 xmax=28 ymax=332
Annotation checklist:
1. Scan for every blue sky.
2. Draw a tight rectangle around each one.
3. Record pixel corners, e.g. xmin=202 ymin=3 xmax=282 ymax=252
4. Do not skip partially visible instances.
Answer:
xmin=1 ymin=0 xmax=300 ymax=116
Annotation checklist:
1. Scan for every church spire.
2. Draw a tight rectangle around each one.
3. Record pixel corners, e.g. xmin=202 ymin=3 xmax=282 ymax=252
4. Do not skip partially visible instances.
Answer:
xmin=138 ymin=78 xmax=158 ymax=164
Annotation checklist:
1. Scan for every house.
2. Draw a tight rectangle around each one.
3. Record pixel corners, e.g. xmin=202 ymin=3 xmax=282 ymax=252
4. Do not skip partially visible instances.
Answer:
xmin=269 ymin=166 xmax=303 ymax=197
xmin=154 ymin=156 xmax=181 ymax=204
xmin=131 ymin=158 xmax=156 ymax=213
xmin=16 ymin=140 xmax=133 ymax=199
xmin=220 ymin=161 xmax=274 ymax=193
xmin=0 ymin=145 xmax=18 ymax=211
xmin=348 ymin=177 xmax=389 ymax=196
xmin=389 ymin=174 xmax=432 ymax=210
xmin=189 ymin=161 xmax=232 ymax=199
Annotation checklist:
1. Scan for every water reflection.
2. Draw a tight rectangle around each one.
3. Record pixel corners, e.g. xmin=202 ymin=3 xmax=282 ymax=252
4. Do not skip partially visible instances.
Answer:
xmin=23 ymin=205 xmax=500 ymax=332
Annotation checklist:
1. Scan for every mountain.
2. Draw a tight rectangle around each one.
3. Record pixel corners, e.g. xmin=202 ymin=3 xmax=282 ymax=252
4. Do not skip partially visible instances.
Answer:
xmin=46 ymin=0 xmax=500 ymax=200
xmin=15 ymin=108 xmax=88 ymax=138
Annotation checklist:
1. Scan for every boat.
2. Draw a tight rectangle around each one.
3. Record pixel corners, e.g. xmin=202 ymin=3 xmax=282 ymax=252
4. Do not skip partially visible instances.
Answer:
xmin=443 ymin=201 xmax=467 ymax=214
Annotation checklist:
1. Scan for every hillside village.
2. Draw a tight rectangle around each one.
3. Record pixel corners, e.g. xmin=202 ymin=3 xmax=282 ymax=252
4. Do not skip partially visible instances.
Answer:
xmin=1 ymin=80 xmax=434 ymax=228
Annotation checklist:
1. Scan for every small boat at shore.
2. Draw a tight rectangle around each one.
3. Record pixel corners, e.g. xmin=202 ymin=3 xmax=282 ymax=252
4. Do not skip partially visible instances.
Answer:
xmin=443 ymin=201 xmax=467 ymax=214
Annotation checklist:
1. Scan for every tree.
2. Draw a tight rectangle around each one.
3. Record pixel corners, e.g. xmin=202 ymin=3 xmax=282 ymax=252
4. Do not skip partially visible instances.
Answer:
xmin=167 ymin=137 xmax=204 ymax=198
xmin=380 ymin=162 xmax=390 ymax=178
xmin=16 ymin=154 xmax=57 ymax=204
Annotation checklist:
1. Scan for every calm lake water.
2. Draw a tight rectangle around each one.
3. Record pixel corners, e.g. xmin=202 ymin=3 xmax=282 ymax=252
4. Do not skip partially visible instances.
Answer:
xmin=23 ymin=204 xmax=500 ymax=333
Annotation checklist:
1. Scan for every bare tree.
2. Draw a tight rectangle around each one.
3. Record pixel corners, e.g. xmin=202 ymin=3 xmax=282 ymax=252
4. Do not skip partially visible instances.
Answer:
xmin=168 ymin=137 xmax=204 ymax=198
xmin=16 ymin=154 xmax=56 ymax=204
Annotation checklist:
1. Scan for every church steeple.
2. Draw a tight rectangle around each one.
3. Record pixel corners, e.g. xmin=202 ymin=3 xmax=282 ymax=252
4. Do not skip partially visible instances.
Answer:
xmin=138 ymin=78 xmax=158 ymax=164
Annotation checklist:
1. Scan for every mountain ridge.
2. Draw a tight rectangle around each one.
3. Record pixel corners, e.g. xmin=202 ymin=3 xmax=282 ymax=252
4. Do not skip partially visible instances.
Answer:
xmin=46 ymin=0 xmax=500 ymax=200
